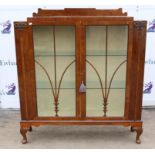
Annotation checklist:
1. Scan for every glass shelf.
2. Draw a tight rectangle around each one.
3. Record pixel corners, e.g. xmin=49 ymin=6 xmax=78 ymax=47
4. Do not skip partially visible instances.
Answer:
xmin=36 ymin=81 xmax=125 ymax=89
xmin=35 ymin=50 xmax=75 ymax=57
xmin=86 ymin=50 xmax=127 ymax=56
xmin=34 ymin=50 xmax=127 ymax=57
xmin=86 ymin=88 xmax=125 ymax=90
xmin=86 ymin=81 xmax=126 ymax=89
xmin=36 ymin=81 xmax=75 ymax=89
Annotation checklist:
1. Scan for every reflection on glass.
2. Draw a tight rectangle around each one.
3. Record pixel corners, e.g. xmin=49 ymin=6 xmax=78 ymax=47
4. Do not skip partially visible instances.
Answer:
xmin=33 ymin=26 xmax=75 ymax=117
xmin=86 ymin=25 xmax=128 ymax=117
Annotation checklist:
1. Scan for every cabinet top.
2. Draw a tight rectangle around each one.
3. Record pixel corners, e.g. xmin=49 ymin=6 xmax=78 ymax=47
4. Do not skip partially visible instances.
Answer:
xmin=14 ymin=8 xmax=138 ymax=27
xmin=32 ymin=8 xmax=128 ymax=17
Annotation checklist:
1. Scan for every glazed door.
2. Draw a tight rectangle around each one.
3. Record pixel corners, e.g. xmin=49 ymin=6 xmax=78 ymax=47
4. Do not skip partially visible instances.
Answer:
xmin=83 ymin=21 xmax=132 ymax=118
xmin=32 ymin=25 xmax=76 ymax=117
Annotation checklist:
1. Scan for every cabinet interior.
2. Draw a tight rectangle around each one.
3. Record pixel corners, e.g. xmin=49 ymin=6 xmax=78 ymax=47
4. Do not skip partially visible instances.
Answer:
xmin=33 ymin=26 xmax=76 ymax=117
xmin=33 ymin=25 xmax=128 ymax=117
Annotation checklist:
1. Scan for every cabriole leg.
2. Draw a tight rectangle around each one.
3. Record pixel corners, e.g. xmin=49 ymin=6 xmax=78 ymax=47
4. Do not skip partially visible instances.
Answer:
xmin=29 ymin=126 xmax=32 ymax=132
xmin=20 ymin=126 xmax=29 ymax=144
xmin=132 ymin=126 xmax=143 ymax=144
xmin=130 ymin=126 xmax=134 ymax=132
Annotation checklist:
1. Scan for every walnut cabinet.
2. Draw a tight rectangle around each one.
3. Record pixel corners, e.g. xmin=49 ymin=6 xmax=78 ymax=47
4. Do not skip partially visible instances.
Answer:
xmin=14 ymin=8 xmax=147 ymax=144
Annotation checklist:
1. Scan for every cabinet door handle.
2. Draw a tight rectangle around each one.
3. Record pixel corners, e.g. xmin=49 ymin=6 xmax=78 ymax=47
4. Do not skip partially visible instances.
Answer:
xmin=79 ymin=81 xmax=86 ymax=92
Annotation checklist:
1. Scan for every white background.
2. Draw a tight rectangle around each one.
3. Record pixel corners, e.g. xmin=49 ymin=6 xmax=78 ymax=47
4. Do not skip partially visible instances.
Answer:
xmin=0 ymin=4 xmax=155 ymax=108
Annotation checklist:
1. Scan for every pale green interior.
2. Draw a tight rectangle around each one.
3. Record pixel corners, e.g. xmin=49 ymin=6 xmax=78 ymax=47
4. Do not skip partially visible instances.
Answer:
xmin=86 ymin=26 xmax=128 ymax=117
xmin=33 ymin=26 xmax=75 ymax=117
xmin=33 ymin=25 xmax=128 ymax=118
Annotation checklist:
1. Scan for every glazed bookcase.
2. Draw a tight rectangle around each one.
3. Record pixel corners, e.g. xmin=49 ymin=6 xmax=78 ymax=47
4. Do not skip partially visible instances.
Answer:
xmin=14 ymin=8 xmax=147 ymax=144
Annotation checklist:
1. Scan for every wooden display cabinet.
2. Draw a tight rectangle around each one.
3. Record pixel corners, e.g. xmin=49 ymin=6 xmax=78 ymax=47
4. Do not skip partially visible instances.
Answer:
xmin=14 ymin=8 xmax=147 ymax=144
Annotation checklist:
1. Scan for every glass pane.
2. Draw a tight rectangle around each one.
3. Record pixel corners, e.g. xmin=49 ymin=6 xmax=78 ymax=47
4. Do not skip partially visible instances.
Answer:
xmin=86 ymin=25 xmax=128 ymax=117
xmin=86 ymin=89 xmax=103 ymax=116
xmin=33 ymin=26 xmax=76 ymax=117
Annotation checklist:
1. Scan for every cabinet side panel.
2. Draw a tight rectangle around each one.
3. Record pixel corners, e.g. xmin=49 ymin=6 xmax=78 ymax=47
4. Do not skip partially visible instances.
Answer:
xmin=14 ymin=22 xmax=28 ymax=120
xmin=24 ymin=26 xmax=38 ymax=119
xmin=133 ymin=21 xmax=147 ymax=120
xmin=125 ymin=23 xmax=134 ymax=120
xmin=14 ymin=23 xmax=38 ymax=120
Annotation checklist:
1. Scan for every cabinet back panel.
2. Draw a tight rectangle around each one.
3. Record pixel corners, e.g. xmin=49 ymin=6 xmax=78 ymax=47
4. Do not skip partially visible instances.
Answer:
xmin=86 ymin=25 xmax=128 ymax=117
xmin=33 ymin=26 xmax=76 ymax=117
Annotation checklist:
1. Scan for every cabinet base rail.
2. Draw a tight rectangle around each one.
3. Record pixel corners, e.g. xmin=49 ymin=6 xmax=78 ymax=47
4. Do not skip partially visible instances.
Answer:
xmin=20 ymin=120 xmax=143 ymax=144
